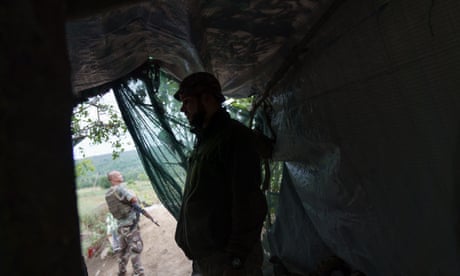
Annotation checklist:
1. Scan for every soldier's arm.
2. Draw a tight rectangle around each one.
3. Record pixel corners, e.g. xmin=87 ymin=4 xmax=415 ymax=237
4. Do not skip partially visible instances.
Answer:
xmin=132 ymin=203 xmax=160 ymax=226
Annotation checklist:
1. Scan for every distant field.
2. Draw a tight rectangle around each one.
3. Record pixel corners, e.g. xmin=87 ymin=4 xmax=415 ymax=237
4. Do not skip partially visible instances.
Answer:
xmin=77 ymin=187 xmax=106 ymax=216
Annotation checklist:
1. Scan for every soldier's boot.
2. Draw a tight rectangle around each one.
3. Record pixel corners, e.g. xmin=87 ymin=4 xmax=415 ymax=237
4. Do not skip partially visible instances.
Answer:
xmin=132 ymin=261 xmax=144 ymax=276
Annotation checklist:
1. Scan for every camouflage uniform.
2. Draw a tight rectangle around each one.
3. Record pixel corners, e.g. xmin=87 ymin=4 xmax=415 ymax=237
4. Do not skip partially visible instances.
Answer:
xmin=105 ymin=184 xmax=145 ymax=276
xmin=117 ymin=224 xmax=144 ymax=276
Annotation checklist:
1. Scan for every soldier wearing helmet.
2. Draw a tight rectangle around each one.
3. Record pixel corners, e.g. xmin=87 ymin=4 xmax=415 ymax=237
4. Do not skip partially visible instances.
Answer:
xmin=174 ymin=72 xmax=268 ymax=276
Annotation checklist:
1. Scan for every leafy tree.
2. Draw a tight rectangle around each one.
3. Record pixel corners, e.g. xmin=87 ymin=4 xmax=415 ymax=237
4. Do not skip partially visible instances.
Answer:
xmin=75 ymin=158 xmax=95 ymax=177
xmin=74 ymin=159 xmax=97 ymax=189
xmin=72 ymin=94 xmax=128 ymax=159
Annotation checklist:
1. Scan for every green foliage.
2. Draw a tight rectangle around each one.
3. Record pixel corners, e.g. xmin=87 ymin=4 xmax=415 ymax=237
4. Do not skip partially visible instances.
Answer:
xmin=137 ymin=173 xmax=149 ymax=181
xmin=72 ymin=94 xmax=128 ymax=159
xmin=228 ymin=97 xmax=253 ymax=111
xmin=75 ymin=159 xmax=95 ymax=177
xmin=97 ymin=176 xmax=111 ymax=189
xmin=269 ymin=161 xmax=283 ymax=193
xmin=263 ymin=161 xmax=283 ymax=227
xmin=77 ymin=186 xmax=109 ymax=253
xmin=155 ymin=73 xmax=194 ymax=146
xmin=224 ymin=96 xmax=256 ymax=127
xmin=80 ymin=209 xmax=108 ymax=254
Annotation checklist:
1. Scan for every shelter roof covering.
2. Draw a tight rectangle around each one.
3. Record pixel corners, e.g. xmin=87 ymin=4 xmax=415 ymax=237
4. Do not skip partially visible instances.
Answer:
xmin=65 ymin=2 xmax=460 ymax=275
xmin=66 ymin=0 xmax=334 ymax=100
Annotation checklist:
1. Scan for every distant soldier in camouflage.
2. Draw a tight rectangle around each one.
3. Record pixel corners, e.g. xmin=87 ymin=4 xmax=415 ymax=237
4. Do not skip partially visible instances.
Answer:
xmin=105 ymin=170 xmax=159 ymax=276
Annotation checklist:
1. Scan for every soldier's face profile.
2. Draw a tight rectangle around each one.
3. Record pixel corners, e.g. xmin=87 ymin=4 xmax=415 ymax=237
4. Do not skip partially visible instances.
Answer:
xmin=111 ymin=172 xmax=123 ymax=183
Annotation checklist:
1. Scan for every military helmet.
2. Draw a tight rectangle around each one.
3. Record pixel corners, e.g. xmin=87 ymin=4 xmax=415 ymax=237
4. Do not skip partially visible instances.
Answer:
xmin=173 ymin=72 xmax=225 ymax=103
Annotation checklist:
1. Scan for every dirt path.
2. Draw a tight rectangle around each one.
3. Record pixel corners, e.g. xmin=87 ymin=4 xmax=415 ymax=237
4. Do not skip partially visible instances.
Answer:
xmin=85 ymin=204 xmax=192 ymax=276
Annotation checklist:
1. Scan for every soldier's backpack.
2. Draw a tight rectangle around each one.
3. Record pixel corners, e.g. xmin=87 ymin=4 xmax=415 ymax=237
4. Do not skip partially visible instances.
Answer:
xmin=105 ymin=187 xmax=132 ymax=220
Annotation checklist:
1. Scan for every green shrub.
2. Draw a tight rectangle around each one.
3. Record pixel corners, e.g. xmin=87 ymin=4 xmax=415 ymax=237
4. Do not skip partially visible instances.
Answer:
xmin=97 ymin=176 xmax=111 ymax=189
xmin=80 ymin=210 xmax=108 ymax=254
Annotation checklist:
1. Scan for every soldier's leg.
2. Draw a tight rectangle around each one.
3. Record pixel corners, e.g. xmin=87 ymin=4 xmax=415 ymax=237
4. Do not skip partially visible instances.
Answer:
xmin=129 ymin=227 xmax=144 ymax=276
xmin=131 ymin=254 xmax=144 ymax=276
xmin=117 ymin=226 xmax=131 ymax=275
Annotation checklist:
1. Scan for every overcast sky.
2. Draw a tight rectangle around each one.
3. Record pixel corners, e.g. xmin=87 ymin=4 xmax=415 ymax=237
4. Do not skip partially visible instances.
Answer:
xmin=72 ymin=133 xmax=136 ymax=160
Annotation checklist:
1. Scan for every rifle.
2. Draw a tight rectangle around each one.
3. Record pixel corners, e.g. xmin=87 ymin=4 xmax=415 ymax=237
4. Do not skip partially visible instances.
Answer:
xmin=132 ymin=203 xmax=160 ymax=226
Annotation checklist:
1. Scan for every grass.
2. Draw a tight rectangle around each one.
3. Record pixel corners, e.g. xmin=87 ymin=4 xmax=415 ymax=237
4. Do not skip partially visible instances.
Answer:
xmin=77 ymin=181 xmax=160 ymax=255
xmin=126 ymin=180 xmax=160 ymax=206
xmin=77 ymin=187 xmax=107 ymax=216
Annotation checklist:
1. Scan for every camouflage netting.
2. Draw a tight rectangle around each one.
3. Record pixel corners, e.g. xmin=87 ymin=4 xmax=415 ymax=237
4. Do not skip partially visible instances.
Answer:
xmin=67 ymin=0 xmax=460 ymax=275
xmin=111 ymin=65 xmax=190 ymax=218
xmin=67 ymin=0 xmax=335 ymax=101
xmin=84 ymin=61 xmax=277 ymax=219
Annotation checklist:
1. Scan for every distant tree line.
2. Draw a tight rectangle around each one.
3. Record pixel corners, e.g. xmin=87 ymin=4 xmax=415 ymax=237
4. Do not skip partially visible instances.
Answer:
xmin=75 ymin=150 xmax=147 ymax=189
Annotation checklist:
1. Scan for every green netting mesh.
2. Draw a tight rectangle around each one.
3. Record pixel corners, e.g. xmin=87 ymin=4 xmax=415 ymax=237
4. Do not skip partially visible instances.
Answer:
xmin=104 ymin=61 xmax=278 ymax=223
xmin=112 ymin=64 xmax=193 ymax=219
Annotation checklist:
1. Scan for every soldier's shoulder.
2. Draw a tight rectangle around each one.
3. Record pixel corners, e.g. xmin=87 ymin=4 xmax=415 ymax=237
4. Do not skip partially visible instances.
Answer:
xmin=105 ymin=186 xmax=115 ymax=194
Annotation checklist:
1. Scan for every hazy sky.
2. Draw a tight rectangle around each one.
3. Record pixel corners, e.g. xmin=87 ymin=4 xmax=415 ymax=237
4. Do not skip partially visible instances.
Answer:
xmin=73 ymin=133 xmax=135 ymax=160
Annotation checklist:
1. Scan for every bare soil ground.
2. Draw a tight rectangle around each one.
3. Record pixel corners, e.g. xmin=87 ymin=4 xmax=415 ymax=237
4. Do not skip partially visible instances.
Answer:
xmin=85 ymin=204 xmax=192 ymax=276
